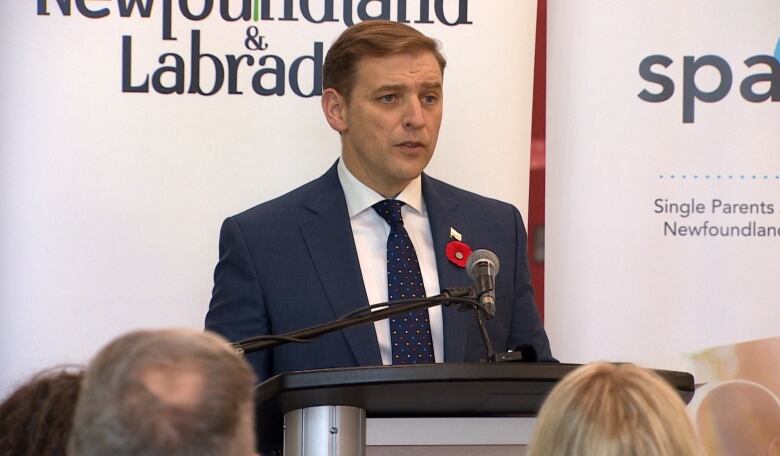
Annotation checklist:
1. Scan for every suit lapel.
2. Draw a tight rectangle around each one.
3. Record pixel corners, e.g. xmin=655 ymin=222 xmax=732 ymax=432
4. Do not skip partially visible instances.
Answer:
xmin=298 ymin=165 xmax=382 ymax=366
xmin=422 ymin=175 xmax=472 ymax=363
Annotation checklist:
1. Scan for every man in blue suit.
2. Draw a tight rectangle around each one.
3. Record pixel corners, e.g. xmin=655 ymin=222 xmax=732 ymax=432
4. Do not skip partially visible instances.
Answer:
xmin=206 ymin=20 xmax=553 ymax=382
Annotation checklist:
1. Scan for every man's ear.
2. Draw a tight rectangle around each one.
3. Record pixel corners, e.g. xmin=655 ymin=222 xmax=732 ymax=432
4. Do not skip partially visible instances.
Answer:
xmin=321 ymin=88 xmax=348 ymax=133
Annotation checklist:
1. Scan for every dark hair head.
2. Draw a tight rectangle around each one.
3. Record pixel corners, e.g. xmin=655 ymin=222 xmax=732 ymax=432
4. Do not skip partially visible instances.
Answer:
xmin=323 ymin=20 xmax=446 ymax=101
xmin=0 ymin=366 xmax=84 ymax=456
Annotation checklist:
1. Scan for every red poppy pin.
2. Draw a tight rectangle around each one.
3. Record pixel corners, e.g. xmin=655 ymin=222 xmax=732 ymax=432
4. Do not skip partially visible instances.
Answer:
xmin=446 ymin=227 xmax=471 ymax=268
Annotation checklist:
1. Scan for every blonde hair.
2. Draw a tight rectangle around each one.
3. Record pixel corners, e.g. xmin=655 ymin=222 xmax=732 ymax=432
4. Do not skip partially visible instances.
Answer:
xmin=529 ymin=362 xmax=700 ymax=456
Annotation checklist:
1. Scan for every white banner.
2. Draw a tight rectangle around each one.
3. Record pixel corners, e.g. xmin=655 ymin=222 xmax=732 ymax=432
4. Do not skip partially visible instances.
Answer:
xmin=0 ymin=0 xmax=537 ymax=394
xmin=546 ymin=0 xmax=780 ymax=376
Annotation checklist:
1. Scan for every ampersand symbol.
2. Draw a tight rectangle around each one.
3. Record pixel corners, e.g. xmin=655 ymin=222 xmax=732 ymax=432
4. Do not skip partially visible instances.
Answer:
xmin=245 ymin=26 xmax=269 ymax=51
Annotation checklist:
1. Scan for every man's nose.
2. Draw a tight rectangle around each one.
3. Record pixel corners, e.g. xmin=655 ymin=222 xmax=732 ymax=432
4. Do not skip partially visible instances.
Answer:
xmin=403 ymin=99 xmax=426 ymax=129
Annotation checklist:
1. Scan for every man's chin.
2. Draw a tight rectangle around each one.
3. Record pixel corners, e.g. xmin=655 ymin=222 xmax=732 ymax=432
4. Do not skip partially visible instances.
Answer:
xmin=390 ymin=170 xmax=427 ymax=190
xmin=398 ymin=152 xmax=433 ymax=170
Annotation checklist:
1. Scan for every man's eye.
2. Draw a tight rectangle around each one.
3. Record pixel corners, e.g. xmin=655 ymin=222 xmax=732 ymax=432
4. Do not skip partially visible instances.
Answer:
xmin=422 ymin=95 xmax=438 ymax=104
xmin=380 ymin=94 xmax=396 ymax=103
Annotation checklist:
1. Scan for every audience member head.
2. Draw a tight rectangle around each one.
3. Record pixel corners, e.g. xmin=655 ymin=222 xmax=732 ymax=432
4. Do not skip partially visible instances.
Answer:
xmin=0 ymin=367 xmax=83 ymax=456
xmin=695 ymin=380 xmax=780 ymax=455
xmin=68 ymin=329 xmax=257 ymax=456
xmin=529 ymin=362 xmax=700 ymax=456
xmin=323 ymin=19 xmax=446 ymax=101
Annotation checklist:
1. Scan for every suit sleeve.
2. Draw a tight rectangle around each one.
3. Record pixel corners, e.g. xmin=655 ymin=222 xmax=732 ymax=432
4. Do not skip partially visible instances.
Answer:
xmin=508 ymin=206 xmax=556 ymax=362
xmin=205 ymin=216 xmax=272 ymax=381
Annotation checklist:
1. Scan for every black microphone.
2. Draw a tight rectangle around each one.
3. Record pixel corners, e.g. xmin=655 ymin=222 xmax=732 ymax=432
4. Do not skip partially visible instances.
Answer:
xmin=494 ymin=344 xmax=538 ymax=363
xmin=465 ymin=249 xmax=500 ymax=319
xmin=515 ymin=344 xmax=538 ymax=362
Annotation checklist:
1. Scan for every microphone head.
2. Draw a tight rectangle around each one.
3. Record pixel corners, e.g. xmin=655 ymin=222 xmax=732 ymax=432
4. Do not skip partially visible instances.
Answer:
xmin=465 ymin=249 xmax=500 ymax=279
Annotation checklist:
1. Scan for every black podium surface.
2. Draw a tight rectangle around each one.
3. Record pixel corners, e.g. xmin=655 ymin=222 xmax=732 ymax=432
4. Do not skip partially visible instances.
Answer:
xmin=254 ymin=363 xmax=695 ymax=450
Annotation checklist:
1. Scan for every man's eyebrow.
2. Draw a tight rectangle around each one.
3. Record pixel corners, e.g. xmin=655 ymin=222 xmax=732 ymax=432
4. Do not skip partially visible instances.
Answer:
xmin=373 ymin=82 xmax=443 ymax=93
xmin=373 ymin=83 xmax=406 ymax=94
xmin=419 ymin=81 xmax=443 ymax=91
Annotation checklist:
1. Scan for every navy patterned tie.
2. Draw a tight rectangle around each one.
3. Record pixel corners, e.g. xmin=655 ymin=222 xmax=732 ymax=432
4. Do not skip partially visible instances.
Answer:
xmin=373 ymin=199 xmax=434 ymax=364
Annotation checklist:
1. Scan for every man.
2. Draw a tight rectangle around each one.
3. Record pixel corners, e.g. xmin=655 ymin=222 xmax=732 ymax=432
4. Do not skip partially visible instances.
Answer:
xmin=206 ymin=20 xmax=553 ymax=383
xmin=68 ymin=329 xmax=257 ymax=456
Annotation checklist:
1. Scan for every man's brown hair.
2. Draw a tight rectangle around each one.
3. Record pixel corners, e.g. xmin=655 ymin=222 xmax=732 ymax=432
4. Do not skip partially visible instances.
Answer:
xmin=323 ymin=20 xmax=446 ymax=101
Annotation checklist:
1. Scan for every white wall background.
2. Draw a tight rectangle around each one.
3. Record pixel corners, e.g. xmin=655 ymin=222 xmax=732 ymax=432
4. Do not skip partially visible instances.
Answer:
xmin=0 ymin=0 xmax=538 ymax=395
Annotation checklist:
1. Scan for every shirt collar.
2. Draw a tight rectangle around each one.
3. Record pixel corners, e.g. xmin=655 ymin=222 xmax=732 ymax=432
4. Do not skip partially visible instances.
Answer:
xmin=337 ymin=157 xmax=425 ymax=218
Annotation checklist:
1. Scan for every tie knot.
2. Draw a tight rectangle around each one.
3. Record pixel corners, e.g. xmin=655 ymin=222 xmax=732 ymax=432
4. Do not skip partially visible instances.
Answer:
xmin=373 ymin=199 xmax=405 ymax=226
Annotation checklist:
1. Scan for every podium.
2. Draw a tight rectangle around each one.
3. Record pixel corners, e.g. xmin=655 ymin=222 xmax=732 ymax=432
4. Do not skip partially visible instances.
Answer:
xmin=254 ymin=363 xmax=694 ymax=455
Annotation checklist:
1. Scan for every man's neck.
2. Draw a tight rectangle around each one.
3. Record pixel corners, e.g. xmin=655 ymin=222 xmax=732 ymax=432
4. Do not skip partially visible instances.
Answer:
xmin=337 ymin=158 xmax=424 ymax=217
xmin=339 ymin=155 xmax=410 ymax=198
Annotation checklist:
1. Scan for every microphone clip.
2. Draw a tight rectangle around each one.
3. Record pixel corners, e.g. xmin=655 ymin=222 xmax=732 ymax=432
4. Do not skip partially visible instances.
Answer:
xmin=440 ymin=287 xmax=494 ymax=319
xmin=440 ymin=287 xmax=476 ymax=312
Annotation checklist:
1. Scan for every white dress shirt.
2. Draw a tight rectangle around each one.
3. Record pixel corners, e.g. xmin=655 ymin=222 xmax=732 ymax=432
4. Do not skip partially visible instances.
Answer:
xmin=337 ymin=158 xmax=443 ymax=365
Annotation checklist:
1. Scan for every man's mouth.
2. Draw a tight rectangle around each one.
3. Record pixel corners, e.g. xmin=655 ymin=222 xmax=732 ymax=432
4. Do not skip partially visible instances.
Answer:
xmin=396 ymin=141 xmax=424 ymax=148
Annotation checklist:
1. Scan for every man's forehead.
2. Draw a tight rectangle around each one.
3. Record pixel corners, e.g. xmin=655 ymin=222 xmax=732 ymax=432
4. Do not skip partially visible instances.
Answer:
xmin=354 ymin=52 xmax=443 ymax=87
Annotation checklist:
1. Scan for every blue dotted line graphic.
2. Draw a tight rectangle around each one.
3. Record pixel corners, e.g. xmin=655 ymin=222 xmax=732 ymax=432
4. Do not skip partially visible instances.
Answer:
xmin=659 ymin=174 xmax=780 ymax=180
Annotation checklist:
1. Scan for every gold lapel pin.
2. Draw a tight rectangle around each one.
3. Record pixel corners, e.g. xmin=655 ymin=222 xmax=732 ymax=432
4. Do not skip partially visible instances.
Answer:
xmin=449 ymin=227 xmax=462 ymax=242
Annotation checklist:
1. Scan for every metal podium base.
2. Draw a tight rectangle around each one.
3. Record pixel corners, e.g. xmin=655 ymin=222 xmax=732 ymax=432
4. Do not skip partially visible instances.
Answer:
xmin=284 ymin=405 xmax=366 ymax=456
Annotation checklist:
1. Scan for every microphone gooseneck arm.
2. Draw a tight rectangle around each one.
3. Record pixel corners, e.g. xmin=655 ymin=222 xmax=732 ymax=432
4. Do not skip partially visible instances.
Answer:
xmin=474 ymin=307 xmax=496 ymax=362
xmin=233 ymin=291 xmax=485 ymax=356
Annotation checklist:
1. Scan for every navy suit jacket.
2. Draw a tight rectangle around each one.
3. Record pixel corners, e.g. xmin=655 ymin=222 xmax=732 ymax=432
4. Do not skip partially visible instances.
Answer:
xmin=206 ymin=164 xmax=553 ymax=382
